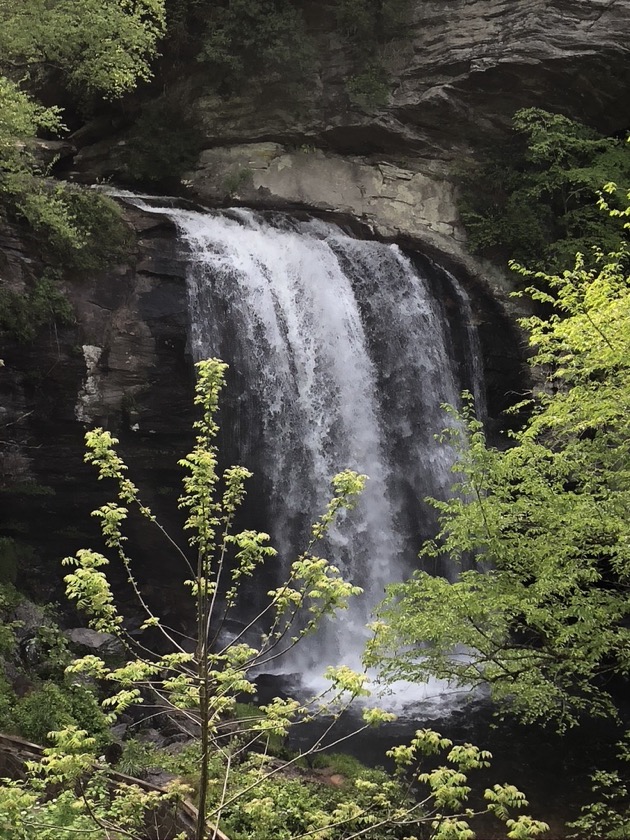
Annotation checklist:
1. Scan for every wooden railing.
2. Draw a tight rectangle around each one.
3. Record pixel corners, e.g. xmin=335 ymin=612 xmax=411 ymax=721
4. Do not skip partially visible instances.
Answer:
xmin=0 ymin=732 xmax=230 ymax=840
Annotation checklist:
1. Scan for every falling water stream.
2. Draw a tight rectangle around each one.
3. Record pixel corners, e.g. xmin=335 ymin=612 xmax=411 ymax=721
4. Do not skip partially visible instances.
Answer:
xmin=107 ymin=195 xmax=616 ymax=834
xmin=123 ymin=196 xmax=482 ymax=709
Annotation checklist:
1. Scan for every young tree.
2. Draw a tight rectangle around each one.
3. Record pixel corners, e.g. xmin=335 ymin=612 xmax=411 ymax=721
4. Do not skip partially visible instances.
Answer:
xmin=367 ymin=185 xmax=630 ymax=731
xmin=0 ymin=359 xmax=548 ymax=840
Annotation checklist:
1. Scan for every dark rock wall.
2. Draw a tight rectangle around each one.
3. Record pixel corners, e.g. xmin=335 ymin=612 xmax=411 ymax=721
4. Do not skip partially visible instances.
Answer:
xmin=187 ymin=0 xmax=630 ymax=156
xmin=71 ymin=0 xmax=630 ymax=302
xmin=0 ymin=208 xmax=194 ymax=602
xmin=0 ymin=199 xmax=523 ymax=606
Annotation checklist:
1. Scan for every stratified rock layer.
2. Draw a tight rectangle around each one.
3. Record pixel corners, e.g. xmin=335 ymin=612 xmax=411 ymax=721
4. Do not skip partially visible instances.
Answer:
xmin=74 ymin=0 xmax=630 ymax=284
xmin=182 ymin=0 xmax=630 ymax=277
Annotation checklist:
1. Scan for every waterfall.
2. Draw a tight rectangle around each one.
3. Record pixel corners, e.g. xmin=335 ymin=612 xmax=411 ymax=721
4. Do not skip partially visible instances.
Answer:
xmin=122 ymin=197 xmax=483 ymax=682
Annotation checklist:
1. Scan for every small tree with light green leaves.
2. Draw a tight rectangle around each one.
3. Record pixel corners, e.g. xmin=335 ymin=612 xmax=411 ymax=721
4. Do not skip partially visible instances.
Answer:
xmin=61 ymin=357 xmax=373 ymax=840
xmin=0 ymin=358 xmax=548 ymax=840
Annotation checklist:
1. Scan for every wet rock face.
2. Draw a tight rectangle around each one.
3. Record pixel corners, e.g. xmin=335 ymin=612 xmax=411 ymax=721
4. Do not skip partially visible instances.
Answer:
xmin=0 ymin=199 xmax=525 ymax=606
xmin=384 ymin=0 xmax=630 ymax=152
xmin=71 ymin=0 xmax=630 ymax=294
xmin=0 ymin=207 xmax=194 ymax=600
xmin=166 ymin=0 xmax=630 ymax=284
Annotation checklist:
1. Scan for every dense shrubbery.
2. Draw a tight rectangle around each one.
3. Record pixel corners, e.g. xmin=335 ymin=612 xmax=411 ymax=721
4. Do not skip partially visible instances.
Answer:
xmin=0 ymin=585 xmax=110 ymax=746
xmin=371 ymin=183 xmax=630 ymax=727
xmin=369 ymin=180 xmax=630 ymax=836
xmin=0 ymin=273 xmax=72 ymax=344
xmin=0 ymin=2 xmax=149 ymax=335
xmin=459 ymin=108 xmax=630 ymax=271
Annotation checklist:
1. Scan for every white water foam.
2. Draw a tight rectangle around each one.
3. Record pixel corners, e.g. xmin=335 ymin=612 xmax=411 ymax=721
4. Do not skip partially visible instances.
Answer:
xmin=119 ymin=195 xmax=483 ymax=713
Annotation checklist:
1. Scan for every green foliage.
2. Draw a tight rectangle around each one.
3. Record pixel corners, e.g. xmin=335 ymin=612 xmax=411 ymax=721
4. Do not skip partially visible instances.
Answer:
xmin=0 ymin=0 xmax=166 ymax=100
xmin=0 ymin=77 xmax=63 ymax=165
xmin=223 ymin=167 xmax=253 ymax=198
xmin=310 ymin=751 xmax=382 ymax=778
xmin=0 ymin=274 xmax=73 ymax=343
xmin=116 ymin=93 xmax=204 ymax=185
xmin=0 ymin=1 xmax=160 ymax=266
xmin=0 ymin=623 xmax=109 ymax=748
xmin=369 ymin=187 xmax=630 ymax=732
xmin=173 ymin=0 xmax=409 ymax=108
xmin=568 ymin=730 xmax=630 ymax=838
xmin=1 ymin=169 xmax=131 ymax=270
xmin=334 ymin=0 xmax=410 ymax=48
xmin=346 ymin=63 xmax=390 ymax=110
xmin=0 ymin=76 xmax=81 ymax=253
xmin=334 ymin=0 xmax=409 ymax=110
xmin=0 ymin=674 xmax=17 ymax=733
xmin=58 ymin=357 xmax=386 ymax=839
xmin=0 ymin=755 xmax=188 ymax=840
xmin=0 ymin=597 xmax=110 ymax=747
xmin=0 ymin=538 xmax=24 ymax=583
xmin=0 ymin=359 xmax=547 ymax=840
xmin=197 ymin=0 xmax=314 ymax=87
xmin=12 ymin=681 xmax=108 ymax=746
xmin=214 ymin=765 xmax=401 ymax=840
xmin=45 ymin=190 xmax=133 ymax=271
xmin=151 ymin=727 xmax=546 ymax=840
xmin=0 ymin=584 xmax=20 ymax=656
xmin=116 ymin=737 xmax=165 ymax=777
xmin=459 ymin=108 xmax=630 ymax=271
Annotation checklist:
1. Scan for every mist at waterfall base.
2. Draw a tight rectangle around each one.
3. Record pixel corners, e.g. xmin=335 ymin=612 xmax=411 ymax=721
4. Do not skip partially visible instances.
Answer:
xmin=126 ymin=195 xmax=483 ymax=716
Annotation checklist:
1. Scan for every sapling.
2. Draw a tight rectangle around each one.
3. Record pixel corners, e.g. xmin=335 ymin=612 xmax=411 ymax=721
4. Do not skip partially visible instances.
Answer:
xmin=0 ymin=359 xmax=547 ymax=840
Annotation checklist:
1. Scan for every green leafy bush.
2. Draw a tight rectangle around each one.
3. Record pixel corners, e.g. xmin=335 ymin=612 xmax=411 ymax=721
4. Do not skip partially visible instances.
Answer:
xmin=346 ymin=63 xmax=390 ymax=109
xmin=0 ymin=273 xmax=73 ymax=343
xmin=117 ymin=738 xmax=165 ymax=777
xmin=335 ymin=0 xmax=408 ymax=110
xmin=197 ymin=0 xmax=314 ymax=86
xmin=459 ymin=108 xmax=630 ymax=271
xmin=212 ymin=761 xmax=406 ymax=840
xmin=0 ymin=0 xmax=161 ymax=270
xmin=45 ymin=190 xmax=132 ymax=271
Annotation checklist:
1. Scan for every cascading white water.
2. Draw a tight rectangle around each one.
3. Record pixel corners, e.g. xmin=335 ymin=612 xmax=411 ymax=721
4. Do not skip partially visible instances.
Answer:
xmin=122 ymin=197 xmax=483 ymax=696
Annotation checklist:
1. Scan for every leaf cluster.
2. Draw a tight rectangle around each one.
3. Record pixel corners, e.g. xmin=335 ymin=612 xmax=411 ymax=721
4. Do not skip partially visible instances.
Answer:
xmin=0 ymin=1 xmax=158 ymax=267
xmin=334 ymin=0 xmax=410 ymax=111
xmin=459 ymin=108 xmax=630 ymax=272
xmin=196 ymin=0 xmax=315 ymax=88
xmin=0 ymin=359 xmax=549 ymax=840
xmin=0 ymin=273 xmax=73 ymax=343
xmin=370 ymin=188 xmax=630 ymax=731
xmin=0 ymin=0 xmax=166 ymax=100
xmin=0 ymin=589 xmax=110 ymax=748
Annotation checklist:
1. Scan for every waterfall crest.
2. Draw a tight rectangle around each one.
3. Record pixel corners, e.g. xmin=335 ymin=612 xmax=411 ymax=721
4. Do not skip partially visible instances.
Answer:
xmin=123 ymin=198 xmax=483 ymax=676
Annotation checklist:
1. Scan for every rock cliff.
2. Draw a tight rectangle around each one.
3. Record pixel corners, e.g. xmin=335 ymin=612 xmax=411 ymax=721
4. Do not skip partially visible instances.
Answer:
xmin=0 ymin=207 xmax=194 ymax=597
xmin=3 ymin=0 xmax=629 ymax=593
xmin=73 ymin=0 xmax=630 ymax=284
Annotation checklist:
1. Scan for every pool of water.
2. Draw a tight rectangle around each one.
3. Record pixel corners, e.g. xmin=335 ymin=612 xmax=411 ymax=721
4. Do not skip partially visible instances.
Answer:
xmin=258 ymin=672 xmax=623 ymax=839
